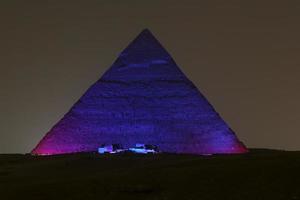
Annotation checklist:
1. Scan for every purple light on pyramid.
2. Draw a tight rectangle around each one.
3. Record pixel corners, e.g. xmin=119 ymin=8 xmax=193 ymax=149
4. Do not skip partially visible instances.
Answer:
xmin=32 ymin=29 xmax=247 ymax=155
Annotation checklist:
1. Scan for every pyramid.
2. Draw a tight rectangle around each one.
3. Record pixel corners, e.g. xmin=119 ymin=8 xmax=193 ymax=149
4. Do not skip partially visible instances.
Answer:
xmin=32 ymin=29 xmax=247 ymax=155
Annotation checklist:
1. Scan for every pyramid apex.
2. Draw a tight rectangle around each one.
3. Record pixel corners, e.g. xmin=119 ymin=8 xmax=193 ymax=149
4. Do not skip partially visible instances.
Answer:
xmin=141 ymin=28 xmax=151 ymax=32
xmin=117 ymin=28 xmax=170 ymax=62
xmin=135 ymin=28 xmax=156 ymax=40
xmin=140 ymin=28 xmax=152 ymax=34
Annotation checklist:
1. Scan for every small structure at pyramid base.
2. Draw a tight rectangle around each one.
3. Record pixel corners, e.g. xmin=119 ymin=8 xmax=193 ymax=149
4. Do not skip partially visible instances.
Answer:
xmin=97 ymin=143 xmax=159 ymax=154
xmin=31 ymin=29 xmax=247 ymax=156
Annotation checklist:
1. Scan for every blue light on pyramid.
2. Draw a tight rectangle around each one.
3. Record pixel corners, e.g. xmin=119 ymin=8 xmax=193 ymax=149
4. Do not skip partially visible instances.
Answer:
xmin=32 ymin=29 xmax=247 ymax=155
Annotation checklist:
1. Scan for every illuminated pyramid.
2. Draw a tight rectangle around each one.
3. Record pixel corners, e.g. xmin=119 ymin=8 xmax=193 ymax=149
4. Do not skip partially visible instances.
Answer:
xmin=32 ymin=29 xmax=247 ymax=155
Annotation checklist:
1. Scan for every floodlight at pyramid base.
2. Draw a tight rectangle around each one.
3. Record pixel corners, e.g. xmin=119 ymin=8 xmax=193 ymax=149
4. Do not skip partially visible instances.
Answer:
xmin=32 ymin=144 xmax=247 ymax=156
xmin=31 ymin=128 xmax=247 ymax=155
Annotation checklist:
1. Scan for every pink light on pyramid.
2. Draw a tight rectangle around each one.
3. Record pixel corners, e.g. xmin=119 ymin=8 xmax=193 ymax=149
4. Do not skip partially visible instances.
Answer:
xmin=32 ymin=29 xmax=247 ymax=155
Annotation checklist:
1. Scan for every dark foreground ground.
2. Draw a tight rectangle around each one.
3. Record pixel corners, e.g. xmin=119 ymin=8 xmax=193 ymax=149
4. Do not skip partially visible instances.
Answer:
xmin=0 ymin=149 xmax=300 ymax=200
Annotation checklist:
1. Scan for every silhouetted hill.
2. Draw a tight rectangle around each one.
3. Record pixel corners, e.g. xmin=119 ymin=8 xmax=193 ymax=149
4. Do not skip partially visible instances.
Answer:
xmin=1 ymin=149 xmax=299 ymax=200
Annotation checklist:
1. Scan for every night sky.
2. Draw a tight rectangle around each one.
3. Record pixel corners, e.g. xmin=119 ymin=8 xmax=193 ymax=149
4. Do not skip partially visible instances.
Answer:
xmin=1 ymin=1 xmax=299 ymax=153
